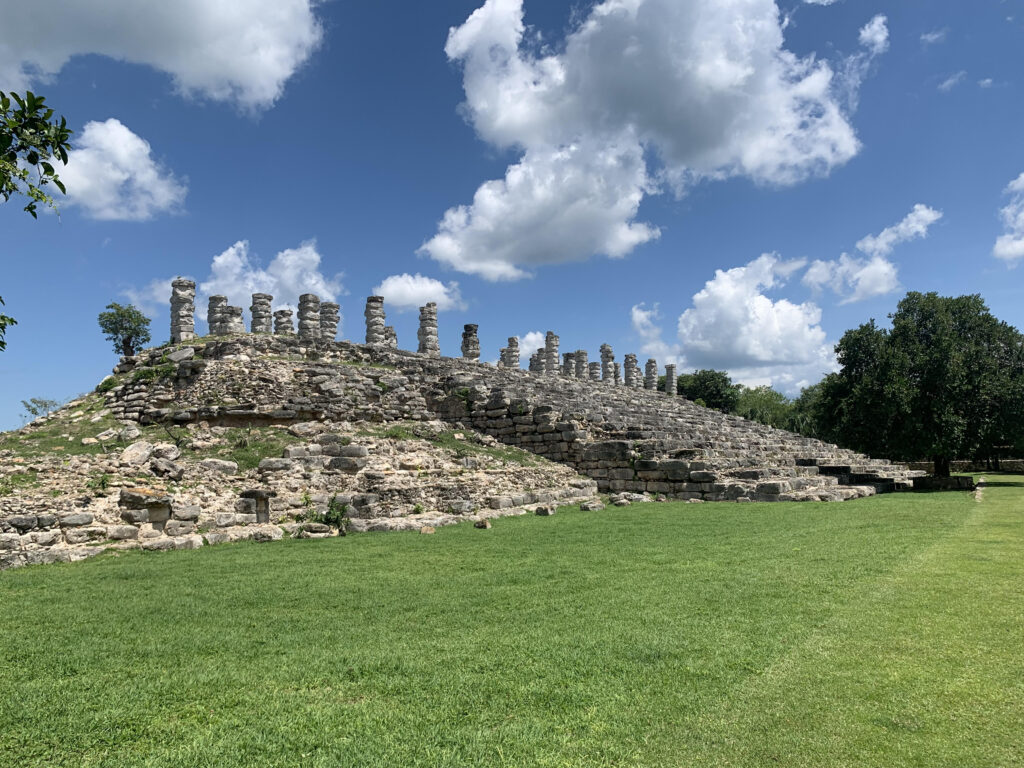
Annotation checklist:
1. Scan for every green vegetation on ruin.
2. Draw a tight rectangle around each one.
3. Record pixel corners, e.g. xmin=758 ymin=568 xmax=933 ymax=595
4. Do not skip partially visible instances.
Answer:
xmin=2 ymin=479 xmax=1021 ymax=767
xmin=363 ymin=421 xmax=541 ymax=467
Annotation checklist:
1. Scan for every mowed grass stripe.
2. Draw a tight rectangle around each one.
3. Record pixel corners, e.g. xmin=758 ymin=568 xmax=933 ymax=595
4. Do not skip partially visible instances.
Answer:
xmin=648 ymin=477 xmax=1024 ymax=768
xmin=0 ymin=483 xmax=1016 ymax=767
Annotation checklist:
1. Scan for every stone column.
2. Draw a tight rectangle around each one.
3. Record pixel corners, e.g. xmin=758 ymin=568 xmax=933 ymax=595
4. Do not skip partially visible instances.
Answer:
xmin=665 ymin=364 xmax=677 ymax=396
xmin=169 ymin=279 xmax=196 ymax=343
xmin=320 ymin=302 xmax=340 ymax=341
xmin=297 ymin=294 xmax=321 ymax=342
xmin=461 ymin=324 xmax=480 ymax=361
xmin=613 ymin=362 xmax=622 ymax=385
xmin=624 ymin=354 xmax=639 ymax=387
xmin=364 ymin=296 xmax=386 ymax=345
xmin=645 ymin=359 xmax=658 ymax=390
xmin=225 ymin=305 xmax=246 ymax=334
xmin=543 ymin=332 xmax=559 ymax=375
xmin=273 ymin=309 xmax=294 ymax=335
xmin=207 ymin=295 xmax=228 ymax=336
xmin=500 ymin=337 xmax=520 ymax=369
xmin=384 ymin=326 xmax=398 ymax=348
xmin=250 ymin=293 xmax=273 ymax=334
xmin=417 ymin=303 xmax=440 ymax=356
xmin=588 ymin=362 xmax=601 ymax=381
xmin=529 ymin=350 xmax=542 ymax=372
xmin=600 ymin=344 xmax=614 ymax=383
xmin=562 ymin=352 xmax=576 ymax=377
xmin=575 ymin=350 xmax=588 ymax=380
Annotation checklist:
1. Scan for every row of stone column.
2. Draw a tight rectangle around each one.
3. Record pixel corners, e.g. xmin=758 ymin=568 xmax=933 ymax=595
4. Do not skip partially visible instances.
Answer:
xmin=170 ymin=284 xmax=683 ymax=396
xmin=167 ymin=280 xmax=339 ymax=343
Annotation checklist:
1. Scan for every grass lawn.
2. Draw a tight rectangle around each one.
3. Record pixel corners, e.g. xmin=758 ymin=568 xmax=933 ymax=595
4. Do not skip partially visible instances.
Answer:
xmin=1 ymin=478 xmax=1021 ymax=767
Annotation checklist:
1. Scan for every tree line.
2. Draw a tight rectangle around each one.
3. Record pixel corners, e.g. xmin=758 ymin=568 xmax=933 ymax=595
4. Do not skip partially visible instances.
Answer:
xmin=664 ymin=293 xmax=1024 ymax=476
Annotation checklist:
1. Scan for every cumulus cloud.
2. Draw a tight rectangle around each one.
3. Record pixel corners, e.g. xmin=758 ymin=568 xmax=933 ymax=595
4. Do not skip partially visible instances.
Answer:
xmin=803 ymin=203 xmax=940 ymax=303
xmin=127 ymin=239 xmax=344 ymax=333
xmin=855 ymin=203 xmax=943 ymax=257
xmin=675 ymin=254 xmax=836 ymax=392
xmin=198 ymin=240 xmax=344 ymax=312
xmin=372 ymin=273 xmax=466 ymax=312
xmin=630 ymin=302 xmax=682 ymax=363
xmin=59 ymin=119 xmax=186 ymax=221
xmin=0 ymin=0 xmax=322 ymax=110
xmin=993 ymin=172 xmax=1024 ymax=264
xmin=858 ymin=15 xmax=890 ymax=55
xmin=421 ymin=0 xmax=886 ymax=280
xmin=938 ymin=71 xmax=967 ymax=92
xmin=518 ymin=331 xmax=547 ymax=359
xmin=803 ymin=253 xmax=899 ymax=304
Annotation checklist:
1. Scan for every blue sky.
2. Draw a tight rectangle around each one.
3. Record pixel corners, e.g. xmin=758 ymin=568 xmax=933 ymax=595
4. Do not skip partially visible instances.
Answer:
xmin=1 ymin=0 xmax=1022 ymax=429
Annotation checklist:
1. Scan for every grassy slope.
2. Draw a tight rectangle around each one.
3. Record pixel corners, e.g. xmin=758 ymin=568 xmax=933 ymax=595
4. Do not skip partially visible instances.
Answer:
xmin=0 ymin=481 xmax=1021 ymax=767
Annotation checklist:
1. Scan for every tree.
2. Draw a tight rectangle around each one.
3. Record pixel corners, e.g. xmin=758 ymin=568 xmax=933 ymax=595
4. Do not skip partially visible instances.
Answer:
xmin=787 ymin=383 xmax=825 ymax=438
xmin=677 ymin=369 xmax=740 ymax=413
xmin=21 ymin=397 xmax=61 ymax=421
xmin=1 ymin=91 xmax=72 ymax=218
xmin=1 ymin=91 xmax=72 ymax=354
xmin=817 ymin=292 xmax=1024 ymax=476
xmin=98 ymin=303 xmax=152 ymax=357
xmin=735 ymin=385 xmax=792 ymax=428
xmin=0 ymin=296 xmax=14 ymax=352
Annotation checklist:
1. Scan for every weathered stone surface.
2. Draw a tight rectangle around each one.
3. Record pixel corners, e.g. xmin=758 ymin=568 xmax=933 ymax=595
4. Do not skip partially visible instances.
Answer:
xmin=170 ymin=279 xmax=197 ymax=343
xmin=199 ymin=459 xmax=238 ymax=475
xmin=120 ymin=441 xmax=155 ymax=466
xmin=58 ymin=512 xmax=94 ymax=527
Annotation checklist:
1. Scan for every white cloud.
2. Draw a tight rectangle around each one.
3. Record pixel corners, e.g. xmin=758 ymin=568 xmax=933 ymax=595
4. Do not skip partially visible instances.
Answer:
xmin=0 ymin=0 xmax=322 ymax=110
xmin=993 ymin=172 xmax=1024 ymax=264
xmin=630 ymin=302 xmax=682 ymax=363
xmin=372 ymin=273 xmax=466 ymax=312
xmin=59 ymin=119 xmax=186 ymax=221
xmin=803 ymin=0 xmax=840 ymax=5
xmin=855 ymin=203 xmax=943 ymax=257
xmin=198 ymin=240 xmax=343 ymax=312
xmin=518 ymin=331 xmax=546 ymax=359
xmin=422 ymin=0 xmax=885 ymax=281
xmin=804 ymin=203 xmax=940 ymax=303
xmin=978 ymin=78 xmax=994 ymax=88
xmin=920 ymin=29 xmax=947 ymax=46
xmin=674 ymin=254 xmax=835 ymax=393
xmin=938 ymin=71 xmax=967 ymax=92
xmin=858 ymin=15 xmax=890 ymax=55
xmin=803 ymin=253 xmax=899 ymax=304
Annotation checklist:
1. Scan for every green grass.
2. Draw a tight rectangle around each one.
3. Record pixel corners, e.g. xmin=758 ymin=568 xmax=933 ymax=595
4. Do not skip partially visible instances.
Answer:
xmin=1 ymin=480 xmax=1021 ymax=767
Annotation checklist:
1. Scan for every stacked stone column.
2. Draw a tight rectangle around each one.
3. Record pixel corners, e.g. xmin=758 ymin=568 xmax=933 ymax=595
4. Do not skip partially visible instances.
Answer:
xmin=500 ymin=337 xmax=520 ymax=369
xmin=588 ymin=362 xmax=601 ymax=381
xmin=207 ymin=296 xmax=228 ymax=336
xmin=297 ymin=294 xmax=321 ymax=342
xmin=600 ymin=344 xmax=615 ymax=383
xmin=614 ymin=362 xmax=622 ymax=385
xmin=461 ymin=324 xmax=480 ymax=361
xmin=528 ymin=350 xmax=542 ymax=372
xmin=169 ymin=279 xmax=196 ymax=343
xmin=417 ymin=303 xmax=440 ymax=356
xmin=543 ymin=332 xmax=559 ymax=375
xmin=665 ymin=364 xmax=677 ymax=396
xmin=273 ymin=309 xmax=294 ymax=335
xmin=384 ymin=326 xmax=398 ymax=348
xmin=364 ymin=296 xmax=386 ymax=345
xmin=250 ymin=293 xmax=273 ymax=334
xmin=320 ymin=302 xmax=340 ymax=341
xmin=645 ymin=359 xmax=658 ymax=390
xmin=562 ymin=352 xmax=576 ymax=377
xmin=574 ymin=350 xmax=588 ymax=380
xmin=624 ymin=354 xmax=639 ymax=387
xmin=225 ymin=306 xmax=246 ymax=334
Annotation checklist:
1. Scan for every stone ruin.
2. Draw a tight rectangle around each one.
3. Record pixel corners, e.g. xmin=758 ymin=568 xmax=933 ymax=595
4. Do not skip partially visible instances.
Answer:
xmin=0 ymin=284 xmax=930 ymax=570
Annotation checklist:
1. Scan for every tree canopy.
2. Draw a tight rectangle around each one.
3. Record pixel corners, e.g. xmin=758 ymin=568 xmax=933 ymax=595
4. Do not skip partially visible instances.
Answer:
xmin=677 ymin=369 xmax=740 ymax=412
xmin=816 ymin=292 xmax=1024 ymax=475
xmin=0 ymin=296 xmax=14 ymax=353
xmin=1 ymin=91 xmax=72 ymax=218
xmin=98 ymin=303 xmax=152 ymax=358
